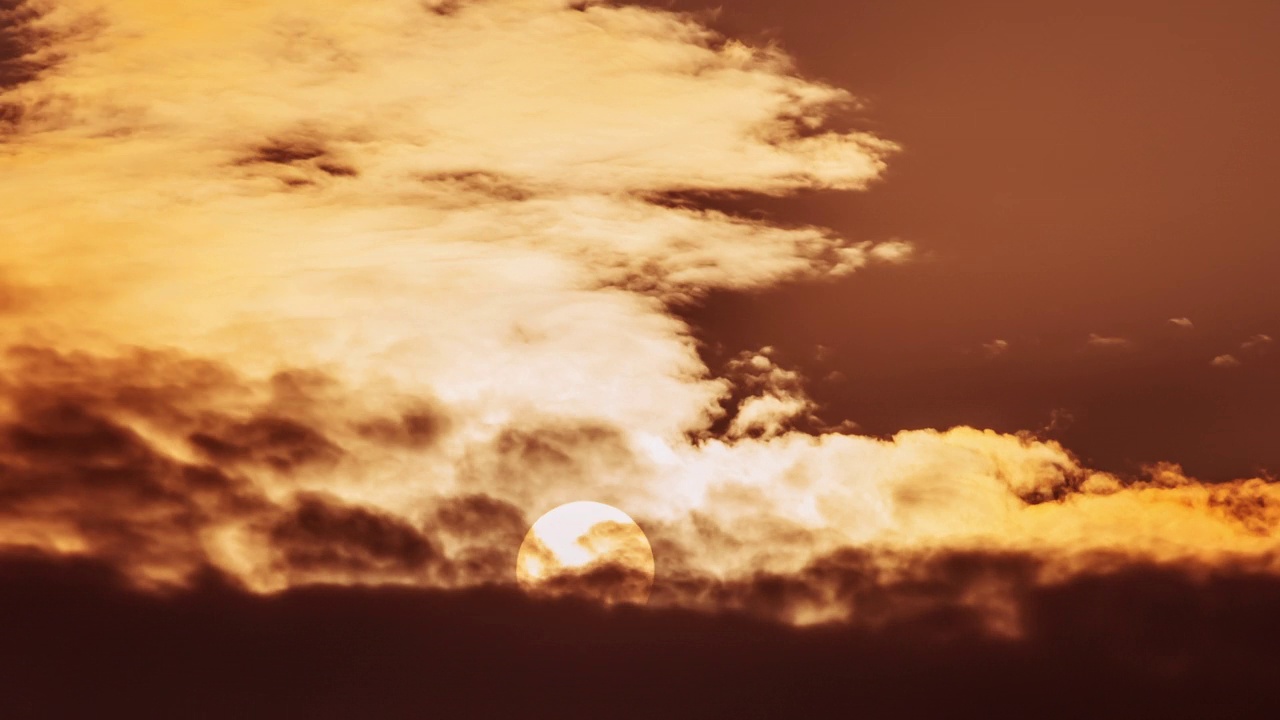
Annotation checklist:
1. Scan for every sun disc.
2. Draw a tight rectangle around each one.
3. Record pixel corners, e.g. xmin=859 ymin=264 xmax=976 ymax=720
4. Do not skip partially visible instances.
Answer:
xmin=516 ymin=501 xmax=655 ymax=604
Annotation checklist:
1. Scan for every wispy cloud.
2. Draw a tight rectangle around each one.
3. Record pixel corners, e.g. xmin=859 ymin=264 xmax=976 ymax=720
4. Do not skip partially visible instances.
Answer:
xmin=982 ymin=338 xmax=1010 ymax=358
xmin=1085 ymin=333 xmax=1134 ymax=350
xmin=1242 ymin=334 xmax=1274 ymax=353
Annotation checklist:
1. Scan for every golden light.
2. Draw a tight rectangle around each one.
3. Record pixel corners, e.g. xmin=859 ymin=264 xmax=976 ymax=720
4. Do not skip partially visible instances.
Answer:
xmin=516 ymin=501 xmax=656 ymax=605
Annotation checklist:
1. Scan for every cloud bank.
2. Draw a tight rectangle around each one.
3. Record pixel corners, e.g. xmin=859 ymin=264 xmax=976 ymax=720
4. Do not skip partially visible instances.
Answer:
xmin=2 ymin=0 xmax=1277 ymax=628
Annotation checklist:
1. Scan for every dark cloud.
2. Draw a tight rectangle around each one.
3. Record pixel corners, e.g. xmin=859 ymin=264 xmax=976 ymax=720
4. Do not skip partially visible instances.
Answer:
xmin=354 ymin=404 xmax=449 ymax=450
xmin=0 ymin=1 xmax=105 ymax=136
xmin=0 ymin=386 xmax=267 ymax=581
xmin=235 ymin=135 xmax=361 ymax=187
xmin=5 ymin=346 xmax=347 ymax=474
xmin=421 ymin=0 xmax=467 ymax=17
xmin=533 ymin=559 xmax=654 ymax=605
xmin=0 ymin=344 xmax=458 ymax=583
xmin=270 ymin=493 xmax=440 ymax=577
xmin=4 ymin=345 xmax=451 ymax=470
xmin=248 ymin=138 xmax=328 ymax=165
xmin=268 ymin=491 xmax=531 ymax=587
xmin=0 ymin=0 xmax=50 ymax=92
xmin=4 ymin=345 xmax=241 ymax=423
xmin=189 ymin=415 xmax=343 ymax=472
xmin=3 ymin=550 xmax=1280 ymax=718
xmin=652 ymin=547 xmax=1038 ymax=632
xmin=426 ymin=494 xmax=527 ymax=584
xmin=430 ymin=493 xmax=527 ymax=539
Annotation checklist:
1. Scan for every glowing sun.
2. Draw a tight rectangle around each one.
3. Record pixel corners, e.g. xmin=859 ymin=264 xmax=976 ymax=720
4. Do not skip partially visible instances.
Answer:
xmin=516 ymin=501 xmax=656 ymax=605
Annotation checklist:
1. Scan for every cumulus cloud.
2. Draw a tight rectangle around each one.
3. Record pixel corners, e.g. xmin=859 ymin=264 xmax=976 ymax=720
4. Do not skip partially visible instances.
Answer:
xmin=1 ymin=0 xmax=1277 ymax=626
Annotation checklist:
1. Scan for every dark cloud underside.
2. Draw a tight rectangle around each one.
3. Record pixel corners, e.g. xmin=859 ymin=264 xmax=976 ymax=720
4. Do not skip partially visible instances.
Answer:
xmin=2 ymin=551 xmax=1280 ymax=719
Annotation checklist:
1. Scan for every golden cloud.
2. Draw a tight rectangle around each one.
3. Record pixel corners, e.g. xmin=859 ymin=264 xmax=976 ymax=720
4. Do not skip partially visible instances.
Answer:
xmin=1 ymin=0 xmax=1277 ymax=628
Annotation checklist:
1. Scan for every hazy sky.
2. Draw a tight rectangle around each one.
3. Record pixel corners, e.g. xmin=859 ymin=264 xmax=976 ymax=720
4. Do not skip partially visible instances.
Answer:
xmin=3 ymin=1 xmax=1280 ymax=715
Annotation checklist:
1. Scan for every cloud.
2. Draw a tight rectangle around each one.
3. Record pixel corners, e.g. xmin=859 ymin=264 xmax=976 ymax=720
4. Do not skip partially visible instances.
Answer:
xmin=867 ymin=238 xmax=914 ymax=263
xmin=1242 ymin=334 xmax=1273 ymax=353
xmin=1207 ymin=336 xmax=1272 ymax=369
xmin=1168 ymin=317 xmax=1194 ymax=330
xmin=6 ymin=548 xmax=1280 ymax=718
xmin=268 ymin=492 xmax=442 ymax=583
xmin=0 ymin=0 xmax=55 ymax=92
xmin=982 ymin=338 xmax=1010 ymax=358
xmin=0 ymin=0 xmax=1277 ymax=627
xmin=1040 ymin=407 xmax=1074 ymax=434
xmin=1085 ymin=333 xmax=1134 ymax=350
xmin=0 ymin=344 xmax=509 ymax=589
xmin=720 ymin=349 xmax=818 ymax=439
xmin=1211 ymin=354 xmax=1242 ymax=369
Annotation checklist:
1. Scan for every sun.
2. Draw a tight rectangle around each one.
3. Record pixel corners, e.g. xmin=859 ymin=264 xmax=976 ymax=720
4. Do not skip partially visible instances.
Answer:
xmin=516 ymin=501 xmax=656 ymax=605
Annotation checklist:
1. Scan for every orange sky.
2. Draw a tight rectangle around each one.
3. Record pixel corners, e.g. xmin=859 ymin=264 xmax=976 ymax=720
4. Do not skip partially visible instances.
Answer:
xmin=7 ymin=2 xmax=1280 ymax=716
xmin=676 ymin=0 xmax=1280 ymax=481
xmin=1 ymin=0 xmax=1279 ymax=632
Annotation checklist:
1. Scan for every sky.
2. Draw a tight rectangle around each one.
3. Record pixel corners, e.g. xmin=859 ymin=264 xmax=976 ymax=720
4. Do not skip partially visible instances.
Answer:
xmin=2 ymin=1 xmax=1280 ymax=716
xmin=675 ymin=0 xmax=1280 ymax=483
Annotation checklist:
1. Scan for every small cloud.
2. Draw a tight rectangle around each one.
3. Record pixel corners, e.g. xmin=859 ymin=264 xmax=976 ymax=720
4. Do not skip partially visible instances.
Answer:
xmin=1041 ymin=408 xmax=1075 ymax=434
xmin=1241 ymin=334 xmax=1273 ymax=353
xmin=821 ymin=418 xmax=860 ymax=433
xmin=1210 ymin=354 xmax=1241 ymax=369
xmin=829 ymin=240 xmax=915 ymax=277
xmin=982 ymin=339 xmax=1010 ymax=358
xmin=1086 ymin=333 xmax=1134 ymax=351
xmin=868 ymin=239 xmax=914 ymax=264
xmin=724 ymin=349 xmax=815 ymax=439
xmin=1168 ymin=317 xmax=1194 ymax=330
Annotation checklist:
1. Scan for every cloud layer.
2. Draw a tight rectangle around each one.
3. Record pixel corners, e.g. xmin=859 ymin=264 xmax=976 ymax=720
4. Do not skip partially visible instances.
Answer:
xmin=2 ymin=0 xmax=1277 ymax=627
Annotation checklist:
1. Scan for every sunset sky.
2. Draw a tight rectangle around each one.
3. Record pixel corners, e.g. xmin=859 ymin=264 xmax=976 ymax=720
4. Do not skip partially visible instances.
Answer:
xmin=3 ymin=1 xmax=1280 ymax=717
